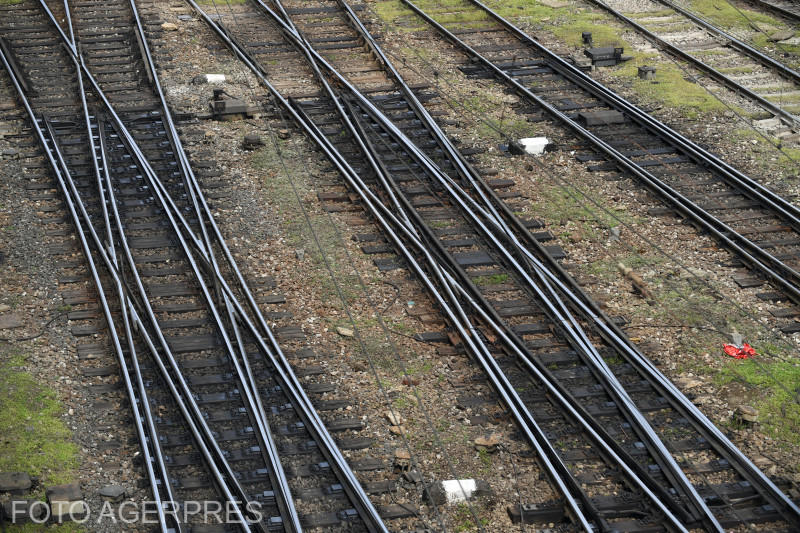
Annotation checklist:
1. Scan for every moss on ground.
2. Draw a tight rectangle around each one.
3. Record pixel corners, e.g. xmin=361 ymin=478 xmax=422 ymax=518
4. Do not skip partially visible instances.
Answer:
xmin=684 ymin=1 xmax=800 ymax=63
xmin=528 ymin=183 xmax=638 ymax=241
xmin=685 ymin=0 xmax=785 ymax=31
xmin=473 ymin=273 xmax=509 ymax=285
xmin=586 ymin=253 xmax=664 ymax=281
xmin=0 ymin=350 xmax=81 ymax=531
xmin=610 ymin=54 xmax=727 ymax=116
xmin=729 ymin=128 xmax=800 ymax=175
xmin=752 ymin=33 xmax=800 ymax=61
xmin=0 ymin=351 xmax=78 ymax=486
xmin=372 ymin=0 xmax=734 ymax=116
xmin=197 ymin=0 xmax=246 ymax=5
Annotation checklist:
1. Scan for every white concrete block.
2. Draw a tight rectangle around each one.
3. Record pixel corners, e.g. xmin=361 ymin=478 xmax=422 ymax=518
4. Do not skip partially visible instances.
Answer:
xmin=519 ymin=137 xmax=549 ymax=155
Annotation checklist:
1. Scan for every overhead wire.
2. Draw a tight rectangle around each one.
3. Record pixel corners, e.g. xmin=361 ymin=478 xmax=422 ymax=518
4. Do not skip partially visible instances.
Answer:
xmin=363 ymin=0 xmax=800 ymax=388
xmin=201 ymin=0 xmax=492 ymax=529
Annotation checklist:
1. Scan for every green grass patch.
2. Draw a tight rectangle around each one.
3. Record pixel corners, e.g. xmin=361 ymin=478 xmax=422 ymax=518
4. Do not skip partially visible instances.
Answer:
xmin=372 ymin=0 xmax=425 ymax=31
xmin=611 ymin=54 xmax=727 ymax=116
xmin=715 ymin=358 xmax=800 ymax=448
xmin=752 ymin=33 xmax=800 ymax=63
xmin=686 ymin=0 xmax=786 ymax=31
xmin=0 ymin=351 xmax=79 ymax=490
xmin=473 ymin=273 xmax=509 ymax=285
xmin=487 ymin=0 xmax=728 ymax=115
xmin=626 ymin=8 xmax=675 ymax=19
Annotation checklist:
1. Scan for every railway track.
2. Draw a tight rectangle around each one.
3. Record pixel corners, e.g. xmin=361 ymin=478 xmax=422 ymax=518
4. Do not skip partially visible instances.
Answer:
xmin=581 ymin=0 xmax=800 ymax=126
xmin=1 ymin=0 xmax=799 ymax=529
xmin=743 ymin=0 xmax=800 ymax=23
xmin=401 ymin=0 xmax=800 ymax=313
xmin=182 ymin=0 xmax=800 ymax=529
xmin=0 ymin=0 xmax=400 ymax=530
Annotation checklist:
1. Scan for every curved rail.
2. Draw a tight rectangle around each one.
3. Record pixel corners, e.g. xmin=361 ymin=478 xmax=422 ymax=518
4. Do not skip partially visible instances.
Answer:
xmin=403 ymin=0 xmax=800 ymax=526
xmin=187 ymin=0 xmax=800 ymax=528
xmin=404 ymin=0 xmax=800 ymax=306
xmin=2 ymin=0 xmax=391 ymax=529
xmin=0 ymin=40 xmax=179 ymax=533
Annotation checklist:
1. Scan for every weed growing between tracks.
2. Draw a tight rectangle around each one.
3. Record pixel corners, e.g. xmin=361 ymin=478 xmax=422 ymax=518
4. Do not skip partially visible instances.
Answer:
xmin=528 ymin=183 xmax=640 ymax=241
xmin=369 ymin=0 xmax=800 ymax=464
xmin=611 ymin=55 xmax=726 ymax=117
xmin=372 ymin=0 xmax=738 ymax=116
xmin=729 ymin=128 xmax=800 ymax=177
xmin=251 ymin=143 xmax=362 ymax=305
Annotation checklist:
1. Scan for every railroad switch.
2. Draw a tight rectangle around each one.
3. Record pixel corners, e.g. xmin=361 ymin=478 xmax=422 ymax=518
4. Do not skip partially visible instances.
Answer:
xmin=210 ymin=88 xmax=258 ymax=120
xmin=584 ymin=46 xmax=632 ymax=67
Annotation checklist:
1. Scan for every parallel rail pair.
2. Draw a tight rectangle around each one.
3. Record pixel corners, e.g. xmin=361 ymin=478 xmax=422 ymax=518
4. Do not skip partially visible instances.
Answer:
xmin=0 ymin=0 xmax=385 ymax=531
xmin=185 ymin=0 xmax=800 ymax=530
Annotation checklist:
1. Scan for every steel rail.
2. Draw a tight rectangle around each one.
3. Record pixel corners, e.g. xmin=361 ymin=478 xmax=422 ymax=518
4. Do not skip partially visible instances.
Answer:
xmin=260 ymin=0 xmax=689 ymax=524
xmin=181 ymin=2 xmax=598 ymax=526
xmin=294 ymin=92 xmax=702 ymax=531
xmin=200 ymin=0 xmax=752 ymax=523
xmin=37 ymin=3 xmax=287 ymax=528
xmin=62 ymin=7 xmax=184 ymax=521
xmin=125 ymin=0 xmax=302 ymax=522
xmin=43 ymin=114 xmax=258 ymax=532
xmin=51 ymin=0 xmax=389 ymax=527
xmin=254 ymin=6 xmax=760 ymax=525
xmin=310 ymin=6 xmax=722 ymax=523
xmin=95 ymin=118 xmax=184 ymax=532
xmin=66 ymin=0 xmax=184 ymax=513
xmin=0 ymin=41 xmax=175 ymax=532
xmin=583 ymin=0 xmax=800 ymax=127
xmin=404 ymin=0 xmax=800 ymax=305
xmin=274 ymin=1 xmax=800 ymax=527
xmin=743 ymin=0 xmax=800 ymax=22
xmin=45 ymin=122 xmax=177 ymax=531
xmin=49 ymin=109 xmax=259 ymax=529
xmin=405 ymin=0 xmax=800 ymax=525
xmin=342 ymin=94 xmax=620 ymax=530
xmin=328 ymin=0 xmax=698 ymax=470
xmin=101 ymin=102 xmax=275 ymax=533
xmin=205 ymin=1 xmax=703 ymax=527
xmin=286 ymin=100 xmax=602 ymax=532
xmin=655 ymin=0 xmax=800 ymax=85
xmin=121 ymin=3 xmax=389 ymax=529
xmin=465 ymin=0 xmax=800 ymax=228
xmin=340 ymin=91 xmax=712 ymax=529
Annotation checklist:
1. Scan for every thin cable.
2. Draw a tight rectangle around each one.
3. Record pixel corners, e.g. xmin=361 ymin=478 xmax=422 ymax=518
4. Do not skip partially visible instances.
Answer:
xmin=259 ymin=95 xmax=460 ymax=532
xmin=375 ymin=23 xmax=800 ymax=455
